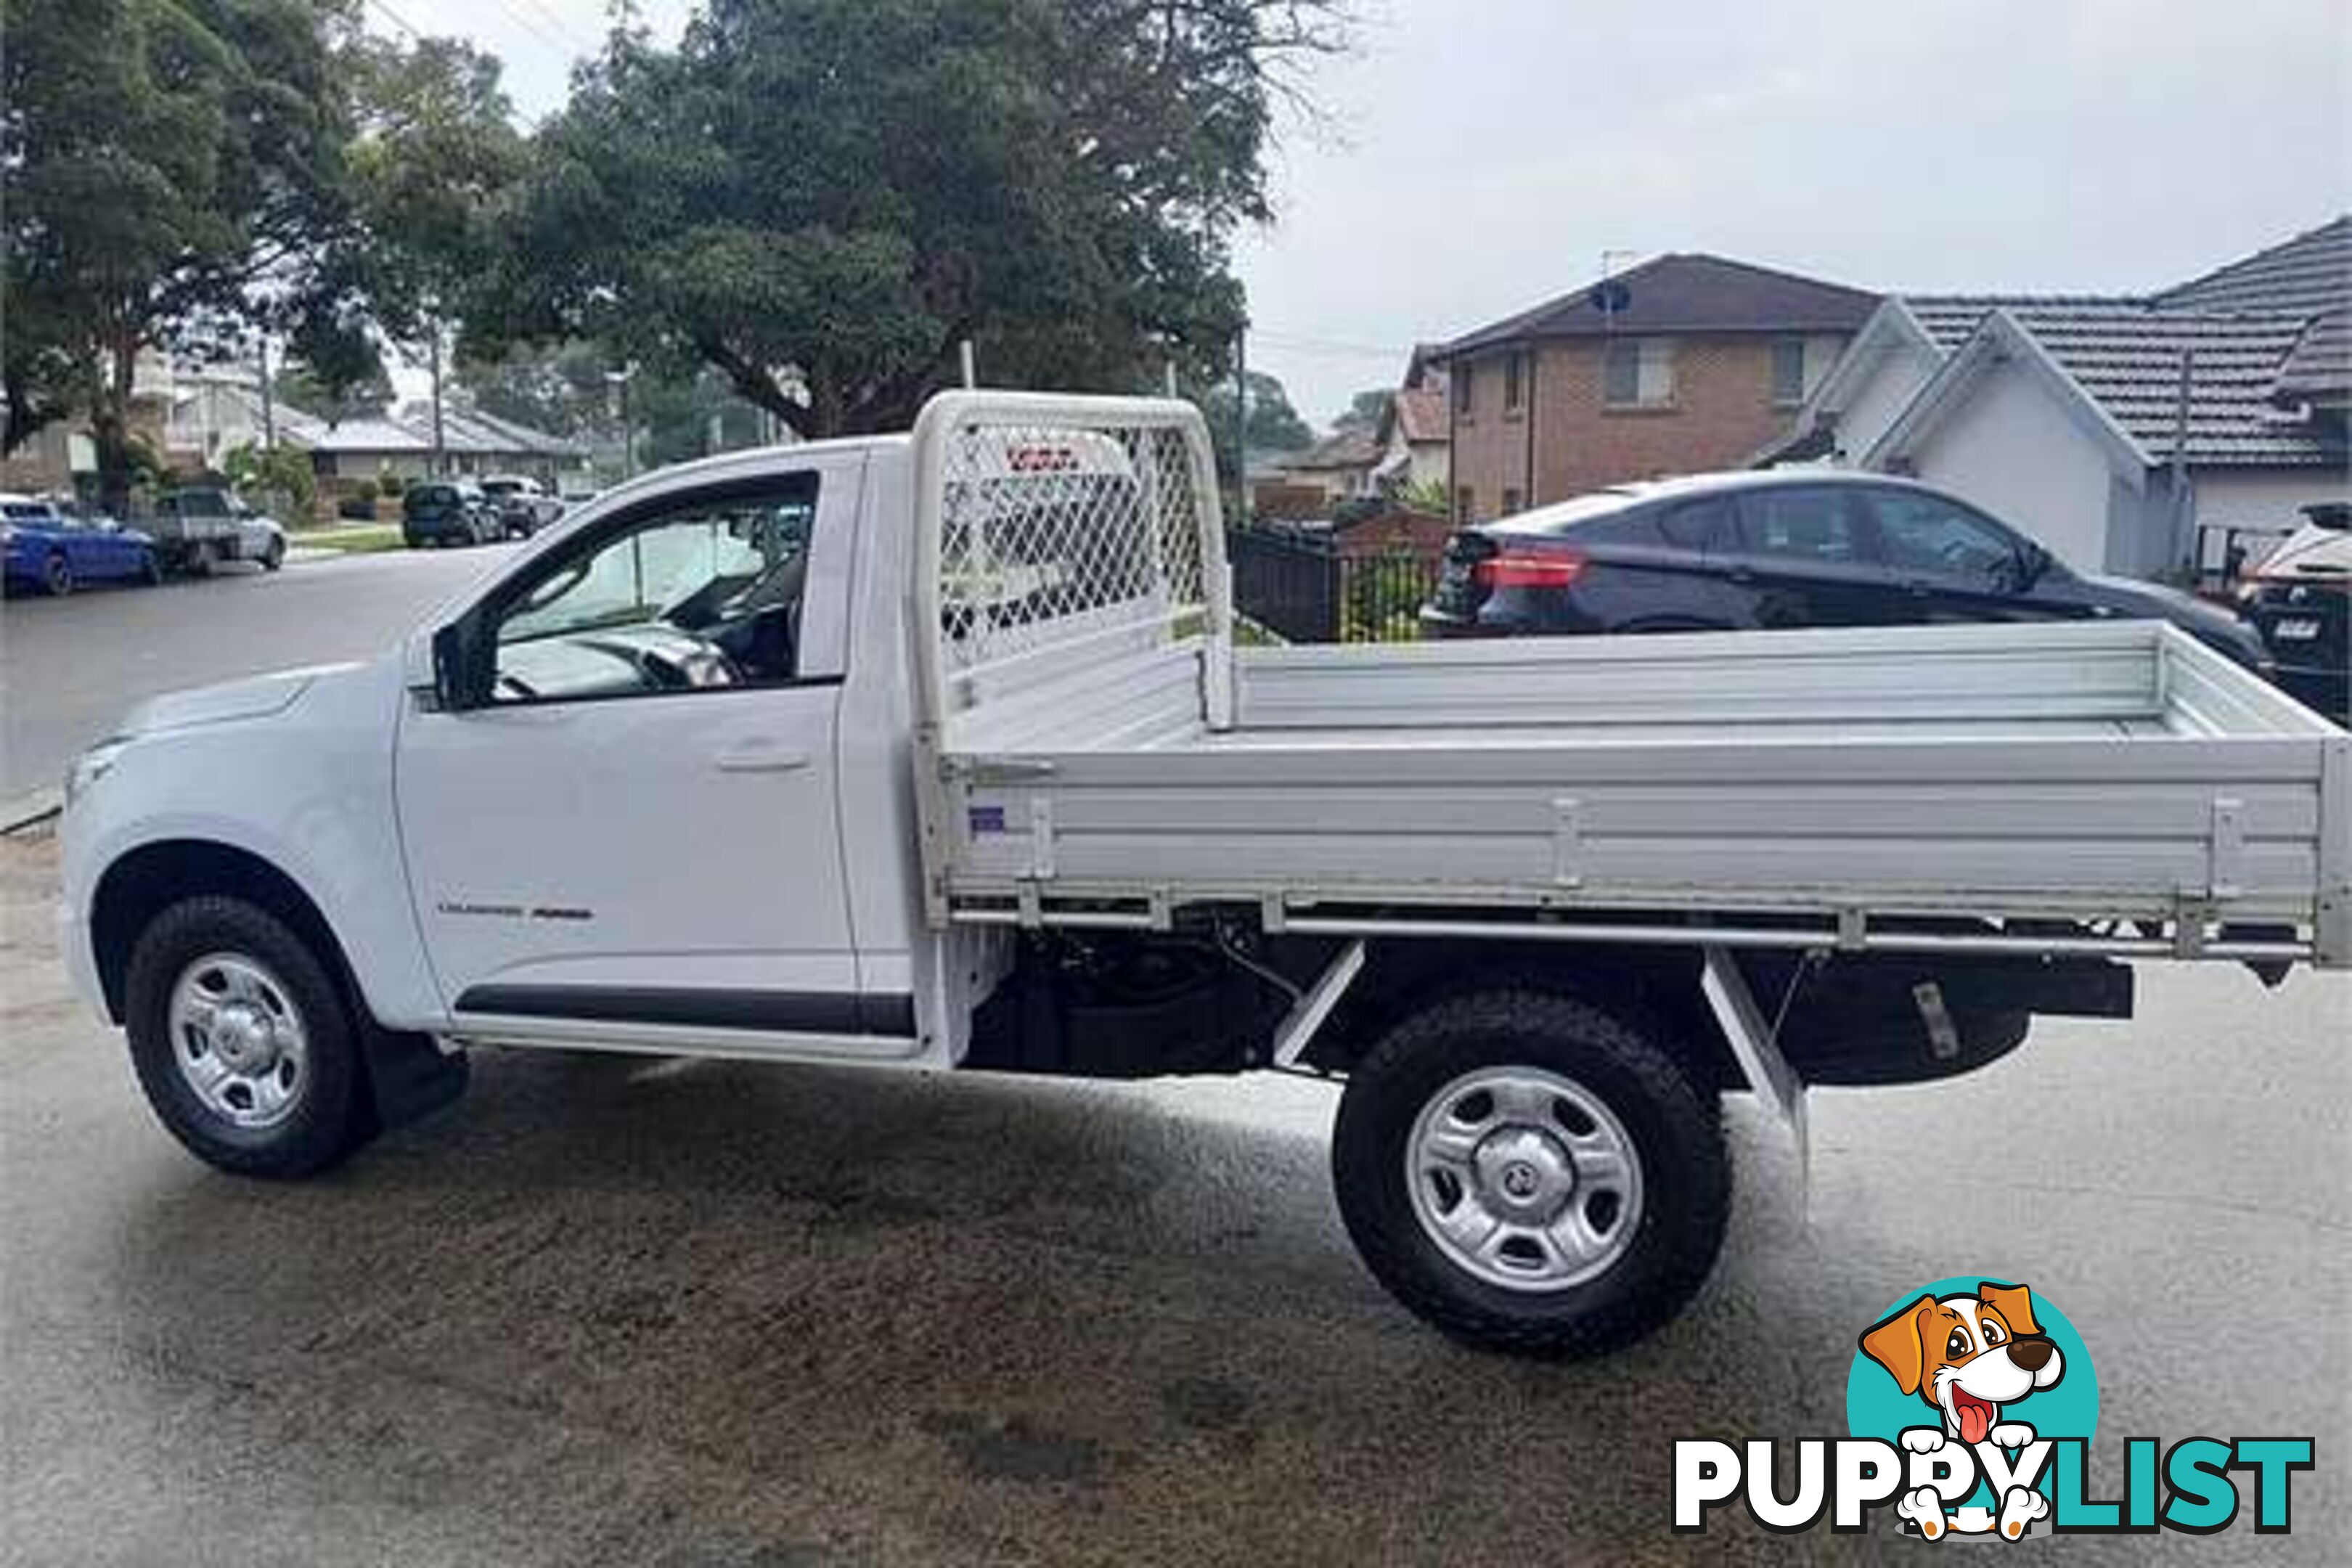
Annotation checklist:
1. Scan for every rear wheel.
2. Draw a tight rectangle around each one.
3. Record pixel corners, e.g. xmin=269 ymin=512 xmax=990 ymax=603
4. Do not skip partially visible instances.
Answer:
xmin=123 ymin=897 xmax=371 ymax=1178
xmin=41 ymin=551 xmax=72 ymax=596
xmin=1332 ymin=987 xmax=1728 ymax=1357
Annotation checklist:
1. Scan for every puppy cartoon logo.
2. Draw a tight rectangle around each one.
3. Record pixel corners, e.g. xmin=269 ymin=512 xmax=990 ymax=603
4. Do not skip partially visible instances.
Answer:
xmin=1675 ymin=1275 xmax=2313 ymax=1538
xmin=1858 ymin=1281 xmax=2067 ymax=1539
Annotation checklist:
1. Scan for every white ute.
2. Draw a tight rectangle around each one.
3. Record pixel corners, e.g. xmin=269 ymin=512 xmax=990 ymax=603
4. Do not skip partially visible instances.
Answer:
xmin=59 ymin=393 xmax=2351 ymax=1356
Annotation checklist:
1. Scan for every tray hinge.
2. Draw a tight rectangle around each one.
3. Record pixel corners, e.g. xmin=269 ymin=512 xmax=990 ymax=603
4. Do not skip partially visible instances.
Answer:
xmin=1028 ymin=797 xmax=1057 ymax=881
xmin=1551 ymin=797 xmax=1583 ymax=888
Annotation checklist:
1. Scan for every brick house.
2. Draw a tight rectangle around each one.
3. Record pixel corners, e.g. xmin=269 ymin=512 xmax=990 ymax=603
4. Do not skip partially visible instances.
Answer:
xmin=1434 ymin=253 xmax=1879 ymax=522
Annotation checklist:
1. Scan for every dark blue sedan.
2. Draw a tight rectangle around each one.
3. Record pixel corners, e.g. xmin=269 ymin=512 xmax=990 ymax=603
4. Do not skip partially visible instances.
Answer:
xmin=1 ymin=494 xmax=161 ymax=596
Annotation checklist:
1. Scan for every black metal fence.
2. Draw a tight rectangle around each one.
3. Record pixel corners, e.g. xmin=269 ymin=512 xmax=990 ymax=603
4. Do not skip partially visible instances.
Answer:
xmin=1228 ymin=525 xmax=1443 ymax=643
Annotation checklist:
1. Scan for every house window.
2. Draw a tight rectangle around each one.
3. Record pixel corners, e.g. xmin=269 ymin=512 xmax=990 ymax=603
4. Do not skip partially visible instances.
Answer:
xmin=1501 ymin=486 xmax=1524 ymax=515
xmin=1771 ymin=338 xmax=1808 ymax=407
xmin=1503 ymin=352 xmax=1525 ymax=415
xmin=1453 ymin=363 xmax=1475 ymax=420
xmin=1604 ymin=338 xmax=1675 ymax=409
xmin=1455 ymin=484 xmax=1474 ymax=521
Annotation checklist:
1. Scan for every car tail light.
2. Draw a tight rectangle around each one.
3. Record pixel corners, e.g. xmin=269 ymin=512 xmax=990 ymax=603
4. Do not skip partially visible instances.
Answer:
xmin=1475 ymin=548 xmax=1586 ymax=589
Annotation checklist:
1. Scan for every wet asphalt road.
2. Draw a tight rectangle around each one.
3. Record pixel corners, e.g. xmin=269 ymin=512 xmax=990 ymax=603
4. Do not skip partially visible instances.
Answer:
xmin=2 ymin=829 xmax=2346 ymax=1566
xmin=3 ymin=548 xmax=2348 ymax=1562
xmin=1 ymin=542 xmax=517 ymax=799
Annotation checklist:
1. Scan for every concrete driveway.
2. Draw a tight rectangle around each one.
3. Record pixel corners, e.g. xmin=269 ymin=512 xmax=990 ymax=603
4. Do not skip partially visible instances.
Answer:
xmin=2 ymin=828 xmax=2344 ymax=1564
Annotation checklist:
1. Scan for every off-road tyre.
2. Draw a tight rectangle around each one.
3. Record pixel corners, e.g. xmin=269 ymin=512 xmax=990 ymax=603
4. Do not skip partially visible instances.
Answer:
xmin=1332 ymin=987 xmax=1728 ymax=1358
xmin=123 ymin=896 xmax=371 ymax=1179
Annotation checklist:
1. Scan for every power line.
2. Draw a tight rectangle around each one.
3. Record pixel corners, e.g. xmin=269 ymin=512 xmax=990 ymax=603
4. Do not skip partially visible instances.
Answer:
xmin=364 ymin=0 xmax=420 ymax=38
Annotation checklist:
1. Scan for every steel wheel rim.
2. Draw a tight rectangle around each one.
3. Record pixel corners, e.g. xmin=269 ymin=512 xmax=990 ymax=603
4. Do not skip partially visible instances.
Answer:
xmin=168 ymin=952 xmax=311 ymax=1130
xmin=1404 ymin=1066 xmax=1643 ymax=1293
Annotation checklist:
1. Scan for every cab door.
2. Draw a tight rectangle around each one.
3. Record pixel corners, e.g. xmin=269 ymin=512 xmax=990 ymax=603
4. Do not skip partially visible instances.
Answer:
xmin=393 ymin=452 xmax=911 ymax=1048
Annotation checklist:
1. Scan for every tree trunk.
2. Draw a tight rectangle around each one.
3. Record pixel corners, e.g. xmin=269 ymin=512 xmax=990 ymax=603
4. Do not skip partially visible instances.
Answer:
xmin=93 ymin=320 xmax=142 ymax=517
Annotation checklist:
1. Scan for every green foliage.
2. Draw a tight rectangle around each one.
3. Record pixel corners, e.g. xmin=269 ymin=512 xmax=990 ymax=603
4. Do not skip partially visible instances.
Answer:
xmin=274 ymin=355 xmax=395 ymax=425
xmin=1394 ymin=474 xmax=1451 ymax=515
xmin=1 ymin=1 xmax=524 ymax=507
xmin=1 ymin=0 xmax=359 ymax=494
xmin=454 ymin=342 xmax=614 ymax=439
xmin=1342 ymin=552 xmax=1431 ymax=643
xmin=1191 ymin=369 xmax=1314 ymax=482
xmin=470 ymin=0 xmax=1347 ymax=436
xmin=221 ymin=440 xmax=316 ymax=515
xmin=1331 ymin=388 xmax=1392 ymax=436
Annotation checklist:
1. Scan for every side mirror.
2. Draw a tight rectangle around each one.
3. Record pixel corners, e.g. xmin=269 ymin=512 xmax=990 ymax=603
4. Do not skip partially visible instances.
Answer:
xmin=431 ymin=619 xmax=486 ymax=711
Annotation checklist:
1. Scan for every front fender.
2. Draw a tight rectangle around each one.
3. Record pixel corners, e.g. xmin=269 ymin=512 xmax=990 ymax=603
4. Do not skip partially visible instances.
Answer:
xmin=60 ymin=655 xmax=449 ymax=1033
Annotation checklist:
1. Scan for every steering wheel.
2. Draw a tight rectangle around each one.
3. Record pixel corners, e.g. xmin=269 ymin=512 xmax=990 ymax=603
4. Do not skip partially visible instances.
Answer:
xmin=633 ymin=638 xmax=740 ymax=690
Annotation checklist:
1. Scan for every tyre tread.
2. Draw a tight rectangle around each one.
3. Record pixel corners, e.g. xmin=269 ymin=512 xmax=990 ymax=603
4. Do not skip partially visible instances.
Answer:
xmin=1334 ymin=985 xmax=1729 ymax=1359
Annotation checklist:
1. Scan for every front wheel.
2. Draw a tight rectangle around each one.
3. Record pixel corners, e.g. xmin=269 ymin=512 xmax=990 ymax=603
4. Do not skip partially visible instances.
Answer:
xmin=262 ymin=537 xmax=285 ymax=571
xmin=123 ymin=897 xmax=372 ymax=1178
xmin=1331 ymin=987 xmax=1728 ymax=1358
xmin=42 ymin=551 xmax=73 ymax=596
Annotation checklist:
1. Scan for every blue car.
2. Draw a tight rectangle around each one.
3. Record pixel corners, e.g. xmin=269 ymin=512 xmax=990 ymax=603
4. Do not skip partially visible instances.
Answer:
xmin=1 ymin=494 xmax=162 ymax=596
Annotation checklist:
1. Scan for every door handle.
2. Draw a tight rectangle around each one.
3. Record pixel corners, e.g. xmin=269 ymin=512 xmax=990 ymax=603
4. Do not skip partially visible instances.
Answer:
xmin=713 ymin=741 xmax=812 ymax=774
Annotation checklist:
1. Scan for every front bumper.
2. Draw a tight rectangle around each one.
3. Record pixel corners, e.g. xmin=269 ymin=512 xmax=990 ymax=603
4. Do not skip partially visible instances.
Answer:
xmin=54 ymin=895 xmax=110 ymax=1025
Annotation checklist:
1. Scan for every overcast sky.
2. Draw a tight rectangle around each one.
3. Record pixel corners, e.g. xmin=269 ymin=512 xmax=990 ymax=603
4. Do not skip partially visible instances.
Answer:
xmin=386 ymin=0 xmax=2350 ymax=430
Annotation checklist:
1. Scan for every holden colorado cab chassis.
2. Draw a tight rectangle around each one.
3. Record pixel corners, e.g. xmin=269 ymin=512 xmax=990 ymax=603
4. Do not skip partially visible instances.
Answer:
xmin=59 ymin=393 xmax=2349 ymax=1357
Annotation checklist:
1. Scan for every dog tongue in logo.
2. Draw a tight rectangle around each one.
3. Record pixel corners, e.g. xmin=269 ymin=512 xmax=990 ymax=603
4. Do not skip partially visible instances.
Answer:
xmin=1953 ymin=1388 xmax=1996 ymax=1445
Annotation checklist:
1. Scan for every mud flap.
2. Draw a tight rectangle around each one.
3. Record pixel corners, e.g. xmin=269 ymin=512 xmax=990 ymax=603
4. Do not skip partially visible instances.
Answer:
xmin=357 ymin=1023 xmax=469 ymax=1135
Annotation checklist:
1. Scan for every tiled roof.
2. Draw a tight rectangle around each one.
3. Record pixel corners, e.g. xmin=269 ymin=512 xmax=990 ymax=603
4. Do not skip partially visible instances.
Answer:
xmin=1443 ymin=252 xmax=1879 ymax=354
xmin=1391 ymin=386 xmax=1447 ymax=444
xmin=309 ymin=407 xmax=588 ymax=460
xmin=2155 ymin=215 xmax=2352 ymax=319
xmin=1283 ymin=430 xmax=1381 ymax=471
xmin=307 ymin=416 xmax=434 ymax=455
xmin=2274 ymin=311 xmax=2352 ymax=407
xmin=1903 ymin=298 xmax=2333 ymax=467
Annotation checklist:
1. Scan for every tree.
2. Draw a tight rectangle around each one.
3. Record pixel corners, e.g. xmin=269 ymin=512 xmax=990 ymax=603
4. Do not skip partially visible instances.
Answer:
xmin=1 ymin=4 xmax=522 ymax=500
xmin=1331 ymin=388 xmax=1392 ymax=436
xmin=274 ymin=355 xmax=394 ymax=426
xmin=472 ymin=0 xmax=1349 ymax=439
xmin=454 ymin=341 xmax=614 ymax=438
xmin=1191 ymin=368 xmax=1312 ymax=483
xmin=1 ymin=0 xmax=365 ymax=505
xmin=221 ymin=438 xmax=316 ymax=518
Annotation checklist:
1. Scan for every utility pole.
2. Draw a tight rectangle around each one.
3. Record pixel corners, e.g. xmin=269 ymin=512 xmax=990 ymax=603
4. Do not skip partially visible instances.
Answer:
xmin=427 ymin=320 xmax=446 ymax=478
xmin=1233 ymin=326 xmax=1248 ymax=516
xmin=256 ymin=334 xmax=276 ymax=450
xmin=605 ymin=366 xmax=637 ymax=479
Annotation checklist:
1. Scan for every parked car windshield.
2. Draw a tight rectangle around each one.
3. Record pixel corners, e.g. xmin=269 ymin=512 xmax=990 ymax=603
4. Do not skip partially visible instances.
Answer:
xmin=1864 ymin=489 xmax=2022 ymax=584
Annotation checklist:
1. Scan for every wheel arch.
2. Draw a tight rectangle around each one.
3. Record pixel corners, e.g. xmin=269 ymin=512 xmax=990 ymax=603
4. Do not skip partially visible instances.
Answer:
xmin=1298 ymin=938 xmax=1735 ymax=1090
xmin=90 ymin=839 xmax=356 ymax=1027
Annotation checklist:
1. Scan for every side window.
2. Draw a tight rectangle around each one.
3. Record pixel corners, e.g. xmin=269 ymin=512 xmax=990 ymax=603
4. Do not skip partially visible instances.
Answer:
xmin=1866 ymin=490 xmax=2020 ymax=584
xmin=1736 ymin=488 xmax=1864 ymax=565
xmin=1657 ymin=497 xmax=1732 ymax=551
xmin=489 ymin=475 xmax=820 ymax=703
